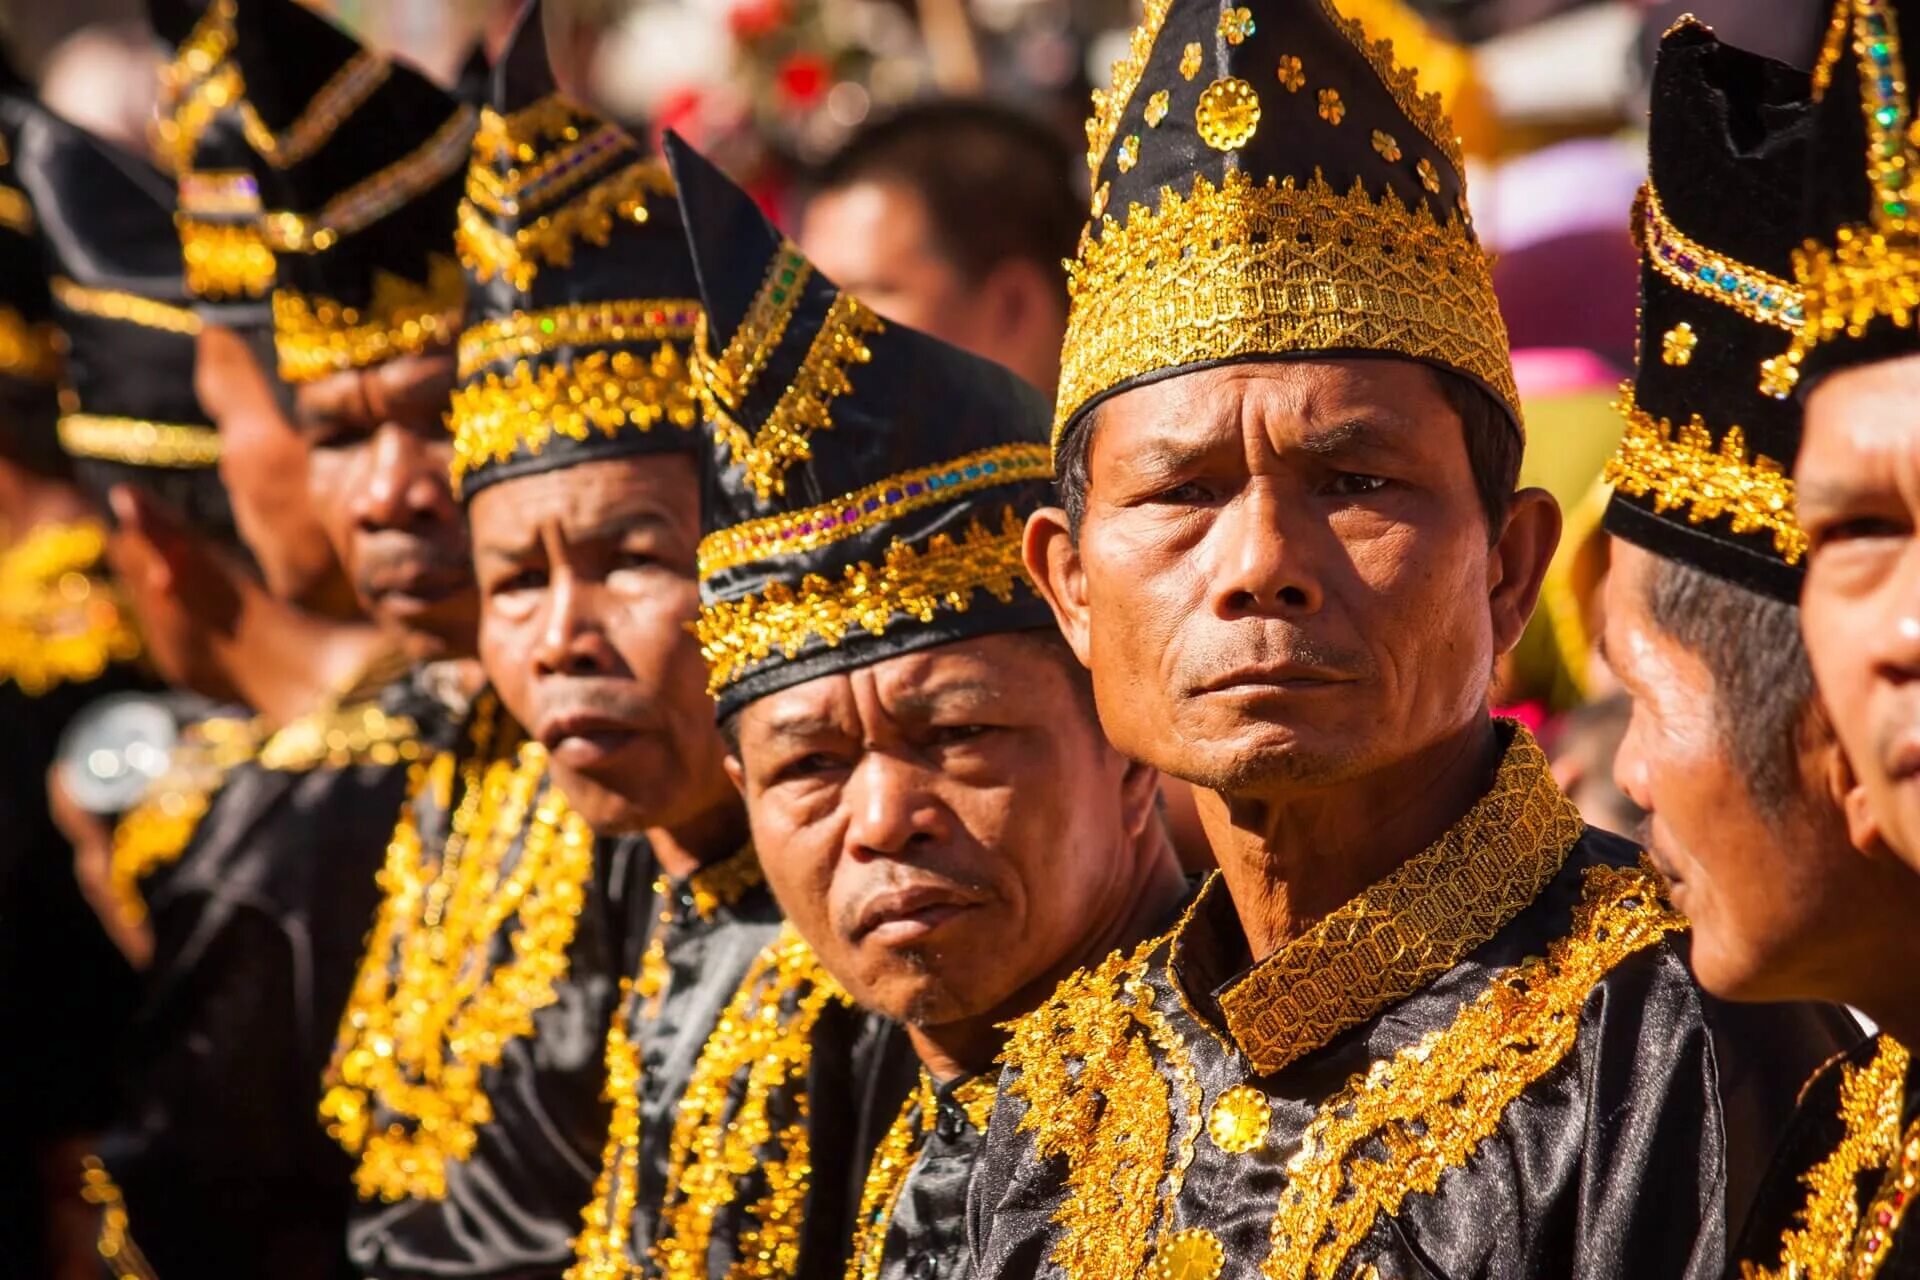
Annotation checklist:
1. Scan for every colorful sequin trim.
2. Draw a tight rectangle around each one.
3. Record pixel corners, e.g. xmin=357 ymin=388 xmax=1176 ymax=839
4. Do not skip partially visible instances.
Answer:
xmin=697 ymin=241 xmax=813 ymax=416
xmin=262 ymin=105 xmax=476 ymax=254
xmin=272 ymin=253 xmax=465 ymax=383
xmin=178 ymin=169 xmax=261 ymax=218
xmin=1637 ymin=183 xmax=1805 ymax=330
xmin=457 ymin=299 xmax=701 ymax=381
xmin=696 ymin=507 xmax=1032 ymax=693
xmin=1085 ymin=0 xmax=1175 ymax=180
xmin=51 ymin=279 xmax=201 ymax=336
xmin=1603 ymin=382 xmax=1807 ymax=565
xmin=58 ymin=415 xmax=222 ymax=468
xmin=465 ymin=116 xmax=634 ymax=220
xmin=241 ymin=50 xmax=390 ymax=170
xmin=696 ymin=443 xmax=1051 ymax=579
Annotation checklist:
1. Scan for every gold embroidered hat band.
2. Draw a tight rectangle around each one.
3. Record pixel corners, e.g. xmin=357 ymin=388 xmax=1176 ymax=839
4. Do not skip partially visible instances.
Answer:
xmin=1051 ymin=0 xmax=1518 ymax=459
xmin=663 ymin=133 xmax=1058 ymax=719
xmin=230 ymin=0 xmax=469 ymax=385
xmin=1601 ymin=18 xmax=1815 ymax=603
xmin=448 ymin=0 xmax=703 ymax=499
xmin=1769 ymin=0 xmax=1920 ymax=395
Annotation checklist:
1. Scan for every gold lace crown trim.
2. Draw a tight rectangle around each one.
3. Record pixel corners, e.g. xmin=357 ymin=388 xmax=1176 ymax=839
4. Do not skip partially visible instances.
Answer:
xmin=51 ymin=279 xmax=201 ymax=336
xmin=273 ymin=254 xmax=466 ymax=384
xmin=1216 ymin=722 xmax=1582 ymax=1074
xmin=447 ymin=344 xmax=700 ymax=496
xmin=455 ymin=298 xmax=701 ymax=381
xmin=58 ymin=415 xmax=221 ymax=468
xmin=1604 ymin=382 xmax=1808 ymax=565
xmin=1055 ymin=169 xmax=1518 ymax=449
xmin=0 ymin=306 xmax=61 ymax=383
xmin=696 ymin=508 xmax=1034 ymax=695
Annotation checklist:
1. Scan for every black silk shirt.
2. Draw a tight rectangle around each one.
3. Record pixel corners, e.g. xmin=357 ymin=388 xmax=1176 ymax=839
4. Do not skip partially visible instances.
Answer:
xmin=1733 ymin=1034 xmax=1920 ymax=1279
xmin=99 ymin=664 xmax=453 ymax=1280
xmin=968 ymin=727 xmax=1852 ymax=1280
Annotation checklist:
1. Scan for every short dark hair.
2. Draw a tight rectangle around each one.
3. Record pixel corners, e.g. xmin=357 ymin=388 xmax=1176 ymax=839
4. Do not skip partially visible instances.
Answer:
xmin=1054 ymin=363 xmax=1522 ymax=540
xmin=806 ymin=100 xmax=1081 ymax=307
xmin=1641 ymin=554 xmax=1816 ymax=823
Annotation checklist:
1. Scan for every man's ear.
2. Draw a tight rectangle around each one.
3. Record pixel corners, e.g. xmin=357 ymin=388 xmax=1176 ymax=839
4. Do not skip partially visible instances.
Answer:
xmin=1490 ymin=486 xmax=1562 ymax=657
xmin=1024 ymin=507 xmax=1091 ymax=667
xmin=1120 ymin=758 xmax=1163 ymax=842
xmin=722 ymin=751 xmax=747 ymax=797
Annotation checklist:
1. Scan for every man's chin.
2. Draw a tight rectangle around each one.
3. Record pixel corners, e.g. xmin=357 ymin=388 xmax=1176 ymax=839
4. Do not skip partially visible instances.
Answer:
xmin=545 ymin=762 xmax=651 ymax=836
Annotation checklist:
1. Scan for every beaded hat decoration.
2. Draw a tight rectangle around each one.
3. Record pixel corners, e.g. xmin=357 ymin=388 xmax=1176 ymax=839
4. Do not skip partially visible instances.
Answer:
xmin=149 ymin=0 xmax=275 ymax=316
xmin=230 ymin=0 xmax=472 ymax=385
xmin=0 ymin=58 xmax=61 ymax=443
xmin=1602 ymin=18 xmax=1815 ymax=604
xmin=1051 ymin=0 xmax=1518 ymax=459
xmin=12 ymin=101 xmax=237 ymax=542
xmin=663 ymin=133 xmax=1057 ymax=719
xmin=448 ymin=0 xmax=701 ymax=499
xmin=1767 ymin=0 xmax=1920 ymax=396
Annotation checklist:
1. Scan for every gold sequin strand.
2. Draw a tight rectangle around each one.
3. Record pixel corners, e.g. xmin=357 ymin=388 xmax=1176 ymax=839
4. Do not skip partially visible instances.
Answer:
xmin=1603 ymin=382 xmax=1807 ymax=565
xmin=1740 ymin=1038 xmax=1910 ymax=1280
xmin=651 ymin=926 xmax=848 ymax=1280
xmin=696 ymin=508 xmax=1033 ymax=694
xmin=320 ymin=721 xmax=598 ymax=1203
xmin=106 ymin=714 xmax=260 ymax=930
xmin=81 ymin=1157 xmax=160 ymax=1280
xmin=1083 ymin=0 xmax=1174 ymax=180
xmin=455 ymin=158 xmax=671 ymax=291
xmin=0 ymin=520 xmax=140 ymax=695
xmin=697 ymin=242 xmax=813 ymax=414
xmin=1262 ymin=862 xmax=1685 ymax=1280
xmin=1055 ymin=169 xmax=1516 ymax=448
xmin=1852 ymin=1114 xmax=1920 ymax=1277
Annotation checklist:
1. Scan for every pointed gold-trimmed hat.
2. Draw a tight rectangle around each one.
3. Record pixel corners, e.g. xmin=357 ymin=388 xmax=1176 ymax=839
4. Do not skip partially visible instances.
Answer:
xmin=1766 ymin=0 xmax=1920 ymax=396
xmin=231 ymin=0 xmax=472 ymax=385
xmin=1053 ymin=0 xmax=1517 ymax=458
xmin=447 ymin=0 xmax=701 ymax=499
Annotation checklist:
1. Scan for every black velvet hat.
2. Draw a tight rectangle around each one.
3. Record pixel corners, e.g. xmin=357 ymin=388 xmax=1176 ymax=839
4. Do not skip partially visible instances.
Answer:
xmin=150 ymin=0 xmax=275 ymax=322
xmin=1601 ymin=17 xmax=1814 ymax=603
xmin=231 ymin=0 xmax=472 ymax=384
xmin=0 ymin=65 xmax=62 ymax=459
xmin=447 ymin=0 xmax=701 ymax=499
xmin=12 ymin=103 xmax=234 ymax=540
xmin=1767 ymin=0 xmax=1920 ymax=396
xmin=1052 ymin=0 xmax=1517 ymax=461
xmin=664 ymin=133 xmax=1056 ymax=720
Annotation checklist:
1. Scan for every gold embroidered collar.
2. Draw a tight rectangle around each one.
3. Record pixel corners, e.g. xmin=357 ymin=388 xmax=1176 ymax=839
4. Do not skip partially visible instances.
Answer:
xmin=1198 ymin=723 xmax=1584 ymax=1075
xmin=848 ymin=1072 xmax=997 ymax=1280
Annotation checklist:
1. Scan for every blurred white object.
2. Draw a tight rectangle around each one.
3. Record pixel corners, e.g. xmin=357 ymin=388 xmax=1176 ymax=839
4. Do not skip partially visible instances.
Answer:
xmin=39 ymin=21 xmax=158 ymax=152
xmin=1475 ymin=1 xmax=1637 ymax=125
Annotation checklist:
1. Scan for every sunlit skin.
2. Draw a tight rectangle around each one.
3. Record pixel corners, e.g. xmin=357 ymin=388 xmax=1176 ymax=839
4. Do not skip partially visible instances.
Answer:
xmin=798 ymin=180 xmax=1064 ymax=394
xmin=726 ymin=632 xmax=1183 ymax=1080
xmin=293 ymin=351 xmax=478 ymax=661
xmin=194 ymin=325 xmax=357 ymax=618
xmin=469 ymin=457 xmax=742 ymax=855
xmin=102 ymin=484 xmax=244 ymax=702
xmin=1027 ymin=359 xmax=1559 ymax=955
xmin=1603 ymin=539 xmax=1920 ymax=1003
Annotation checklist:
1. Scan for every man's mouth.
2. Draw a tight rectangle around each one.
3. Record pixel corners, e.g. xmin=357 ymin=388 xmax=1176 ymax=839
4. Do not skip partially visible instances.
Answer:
xmin=536 ymin=710 xmax=645 ymax=771
xmin=850 ymin=882 xmax=987 ymax=946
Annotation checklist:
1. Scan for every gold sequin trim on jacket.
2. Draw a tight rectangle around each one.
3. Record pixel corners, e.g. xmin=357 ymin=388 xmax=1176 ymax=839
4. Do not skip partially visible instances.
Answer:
xmin=0 ymin=520 xmax=139 ymax=695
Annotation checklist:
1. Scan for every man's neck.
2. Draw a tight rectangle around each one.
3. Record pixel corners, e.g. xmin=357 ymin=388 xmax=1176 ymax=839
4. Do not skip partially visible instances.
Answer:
xmin=648 ymin=797 xmax=752 ymax=883
xmin=1201 ymin=716 xmax=1502 ymax=962
xmin=909 ymin=817 xmax=1189 ymax=1084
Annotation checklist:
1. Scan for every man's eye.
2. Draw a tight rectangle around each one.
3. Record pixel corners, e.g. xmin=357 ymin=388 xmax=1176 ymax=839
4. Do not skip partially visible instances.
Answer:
xmin=775 ymin=753 xmax=847 ymax=782
xmin=930 ymin=724 xmax=993 ymax=745
xmin=491 ymin=569 xmax=546 ymax=595
xmin=1811 ymin=515 xmax=1909 ymax=551
xmin=1325 ymin=472 xmax=1389 ymax=497
xmin=1150 ymin=480 xmax=1213 ymax=505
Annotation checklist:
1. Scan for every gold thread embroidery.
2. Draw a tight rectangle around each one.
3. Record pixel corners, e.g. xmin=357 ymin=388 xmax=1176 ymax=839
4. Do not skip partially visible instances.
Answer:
xmin=1786 ymin=226 xmax=1920 ymax=388
xmin=465 ymin=120 xmax=633 ymax=220
xmin=1316 ymin=0 xmax=1465 ymax=175
xmin=1084 ymin=0 xmax=1175 ymax=179
xmin=698 ymin=290 xmax=886 ymax=502
xmin=1055 ymin=170 xmax=1516 ymax=448
xmin=51 ymin=279 xmax=201 ymax=336
xmin=447 ymin=345 xmax=699 ymax=495
xmin=1852 ymin=1114 xmax=1920 ymax=1277
xmin=179 ymin=218 xmax=276 ymax=300
xmin=262 ymin=106 xmax=477 ymax=254
xmin=253 ymin=702 xmax=422 ymax=772
xmin=320 ymin=723 xmax=599 ymax=1202
xmin=1739 ymin=1037 xmax=1909 ymax=1280
xmin=698 ymin=242 xmax=814 ymax=415
xmin=58 ymin=416 xmax=222 ymax=468
xmin=1637 ymin=183 xmax=1805 ymax=331
xmin=156 ymin=61 xmax=244 ymax=177
xmin=475 ymin=96 xmax=589 ymax=166
xmin=1603 ymin=382 xmax=1808 ymax=565
xmin=455 ymin=159 xmax=670 ymax=291
xmin=272 ymin=254 xmax=466 ymax=384
xmin=696 ymin=508 xmax=1032 ymax=694
xmin=106 ymin=714 xmax=259 ymax=930
xmin=0 ymin=520 xmax=139 ymax=696
xmin=1218 ymin=725 xmax=1581 ymax=1074
xmin=0 ymin=305 xmax=62 ymax=383
xmin=650 ymin=926 xmax=847 ymax=1280
xmin=846 ymin=1073 xmax=997 ymax=1280
xmin=568 ymin=847 xmax=765 ymax=1280
xmin=1261 ymin=862 xmax=1686 ymax=1280
xmin=696 ymin=443 xmax=1052 ymax=579
xmin=81 ymin=1157 xmax=161 ymax=1280
xmin=456 ymin=299 xmax=701 ymax=380
xmin=240 ymin=51 xmax=390 ymax=170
